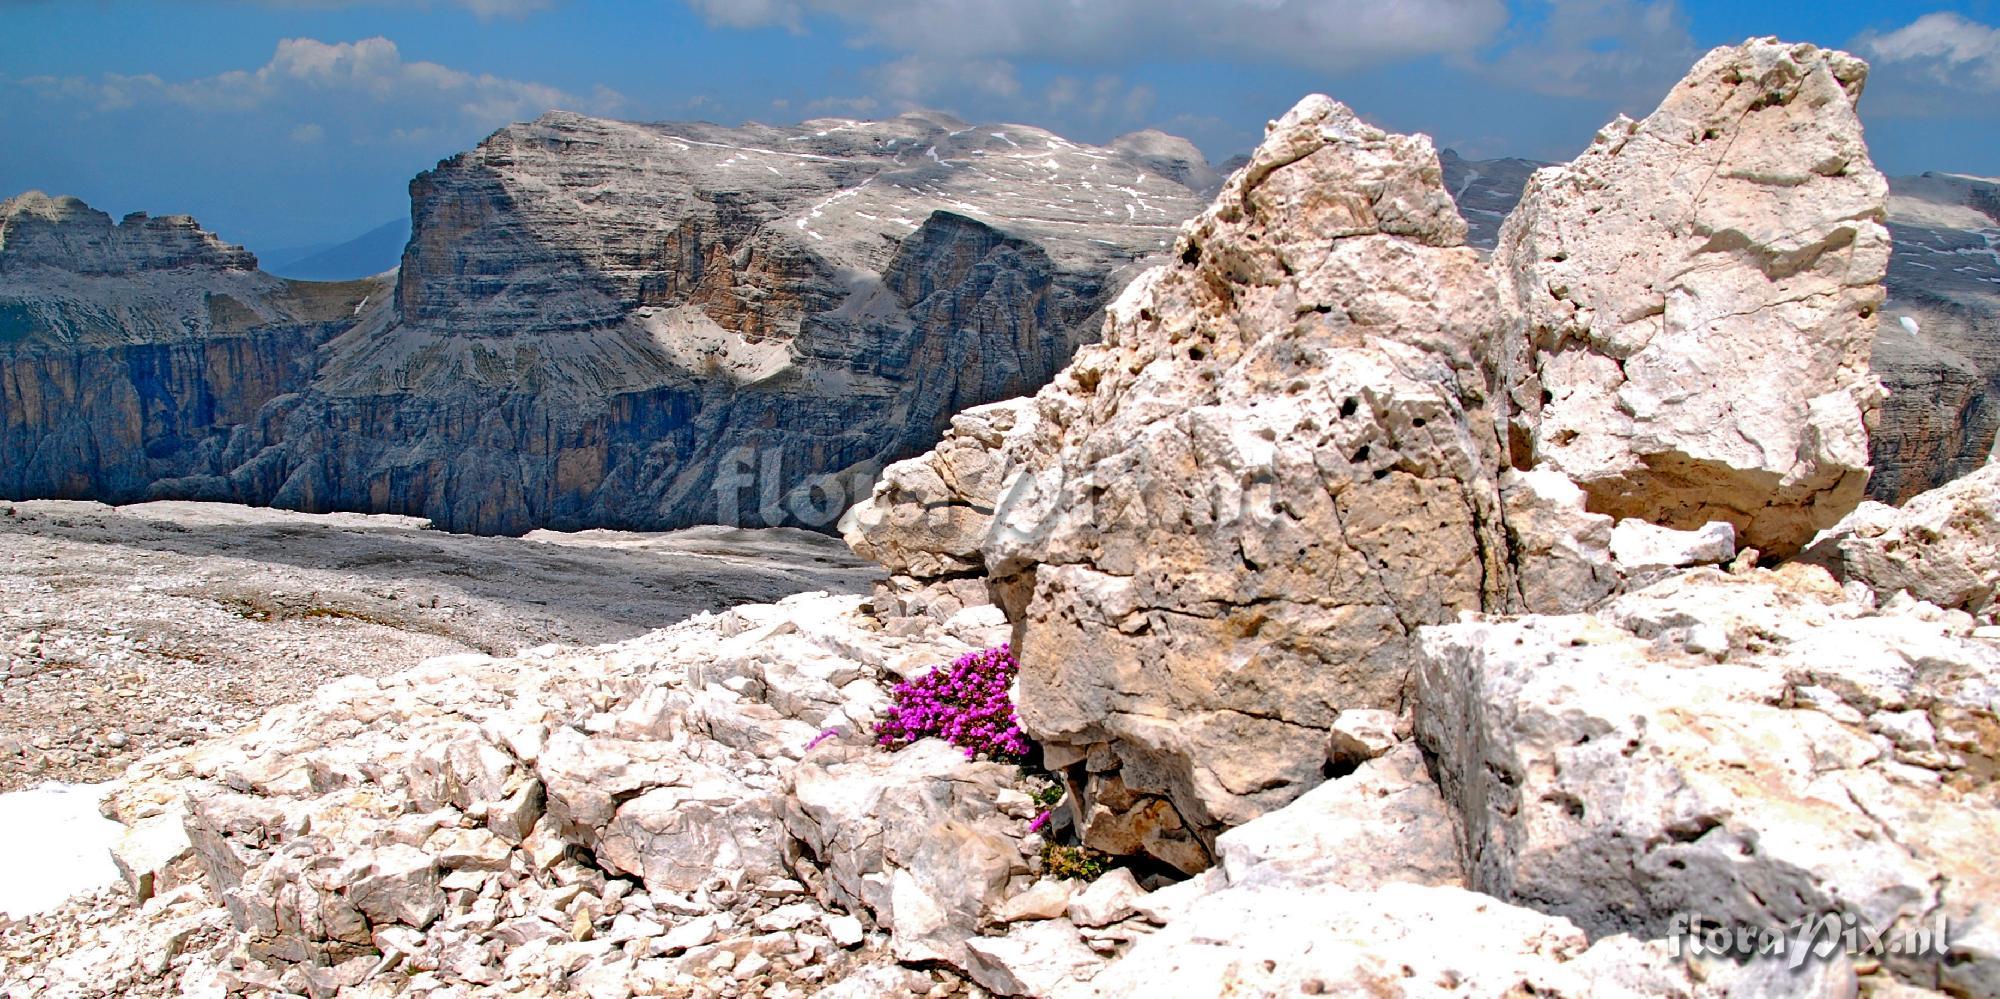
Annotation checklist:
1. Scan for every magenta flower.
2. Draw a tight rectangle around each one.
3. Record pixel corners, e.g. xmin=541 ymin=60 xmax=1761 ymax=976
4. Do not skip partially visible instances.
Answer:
xmin=874 ymin=644 xmax=1033 ymax=761
xmin=806 ymin=727 xmax=841 ymax=750
xmin=1028 ymin=810 xmax=1051 ymax=834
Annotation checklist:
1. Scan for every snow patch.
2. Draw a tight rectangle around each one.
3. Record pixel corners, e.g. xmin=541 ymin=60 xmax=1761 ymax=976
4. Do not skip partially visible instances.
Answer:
xmin=0 ymin=782 xmax=123 ymax=918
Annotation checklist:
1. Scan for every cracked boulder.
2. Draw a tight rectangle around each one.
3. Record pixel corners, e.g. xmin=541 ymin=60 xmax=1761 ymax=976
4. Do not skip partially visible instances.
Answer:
xmin=990 ymin=94 xmax=1514 ymax=856
xmin=1415 ymin=565 xmax=2000 ymax=995
xmin=1807 ymin=461 xmax=2000 ymax=620
xmin=782 ymin=739 xmax=1035 ymax=967
xmin=1492 ymin=39 xmax=1889 ymax=556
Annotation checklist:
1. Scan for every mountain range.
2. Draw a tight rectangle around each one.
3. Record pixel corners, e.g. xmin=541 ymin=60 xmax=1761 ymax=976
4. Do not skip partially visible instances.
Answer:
xmin=1 ymin=110 xmax=1995 ymax=534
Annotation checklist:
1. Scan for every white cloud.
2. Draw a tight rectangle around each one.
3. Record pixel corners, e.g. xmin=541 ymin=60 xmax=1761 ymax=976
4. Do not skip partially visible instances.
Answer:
xmin=289 ymin=122 xmax=326 ymax=143
xmin=798 ymin=95 xmax=880 ymax=117
xmin=871 ymin=55 xmax=1020 ymax=105
xmin=1472 ymin=0 xmax=1697 ymax=104
xmin=13 ymin=36 xmax=621 ymax=136
xmin=1045 ymin=75 xmax=1156 ymax=123
xmin=233 ymin=0 xmax=557 ymax=19
xmin=684 ymin=0 xmax=1509 ymax=73
xmin=1859 ymin=12 xmax=2000 ymax=93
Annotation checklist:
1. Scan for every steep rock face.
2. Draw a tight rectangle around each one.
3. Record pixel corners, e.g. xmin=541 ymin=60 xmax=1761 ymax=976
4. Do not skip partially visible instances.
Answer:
xmin=0 ymin=194 xmax=384 ymax=504
xmin=217 ymin=112 xmax=1205 ymax=535
xmin=1 ymin=115 xmax=1207 ymax=535
xmin=0 ymin=192 xmax=257 ymax=276
xmin=1493 ymin=40 xmax=1889 ymax=556
xmin=1870 ymin=173 xmax=2000 ymax=502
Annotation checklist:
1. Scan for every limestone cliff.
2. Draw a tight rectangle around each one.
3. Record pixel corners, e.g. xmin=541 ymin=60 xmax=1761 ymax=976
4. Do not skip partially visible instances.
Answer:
xmin=1869 ymin=172 xmax=2000 ymax=502
xmin=0 ymin=193 xmax=384 ymax=504
xmin=1 ymin=114 xmax=1208 ymax=534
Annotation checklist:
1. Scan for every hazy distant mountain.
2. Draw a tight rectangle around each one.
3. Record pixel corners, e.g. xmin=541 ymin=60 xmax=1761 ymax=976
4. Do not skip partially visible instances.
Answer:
xmin=263 ymin=217 xmax=410 ymax=281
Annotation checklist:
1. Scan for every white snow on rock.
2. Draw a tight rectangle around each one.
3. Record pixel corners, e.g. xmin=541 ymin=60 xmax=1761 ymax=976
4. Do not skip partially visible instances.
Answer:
xmin=0 ymin=782 xmax=122 ymax=917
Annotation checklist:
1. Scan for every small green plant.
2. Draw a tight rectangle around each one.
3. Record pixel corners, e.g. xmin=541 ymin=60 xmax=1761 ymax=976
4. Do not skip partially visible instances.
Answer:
xmin=1030 ymin=779 xmax=1064 ymax=810
xmin=1040 ymin=842 xmax=1108 ymax=882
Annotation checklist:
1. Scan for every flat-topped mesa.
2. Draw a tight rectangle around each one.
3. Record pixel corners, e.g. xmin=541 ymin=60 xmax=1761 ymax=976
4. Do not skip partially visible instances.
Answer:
xmin=388 ymin=109 xmax=1203 ymax=344
xmin=80 ymin=109 xmax=1204 ymax=535
xmin=0 ymin=191 xmax=258 ymax=275
xmin=1493 ymin=39 xmax=1890 ymax=556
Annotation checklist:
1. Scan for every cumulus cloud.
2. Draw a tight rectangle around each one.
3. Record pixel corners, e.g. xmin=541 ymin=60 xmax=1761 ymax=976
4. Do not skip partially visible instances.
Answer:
xmin=13 ymin=36 xmax=620 ymax=136
xmin=684 ymin=0 xmax=1509 ymax=73
xmin=1473 ymin=0 xmax=1697 ymax=104
xmin=1045 ymin=76 xmax=1157 ymax=124
xmin=871 ymin=55 xmax=1021 ymax=105
xmin=3 ymin=0 xmax=557 ymax=15
xmin=234 ymin=0 xmax=557 ymax=18
xmin=1859 ymin=12 xmax=2000 ymax=93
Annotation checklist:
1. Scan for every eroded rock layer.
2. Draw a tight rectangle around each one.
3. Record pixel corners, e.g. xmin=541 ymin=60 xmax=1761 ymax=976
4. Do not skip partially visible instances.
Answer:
xmin=0 ymin=193 xmax=385 ymax=504
xmin=2 ymin=115 xmax=1210 ymax=535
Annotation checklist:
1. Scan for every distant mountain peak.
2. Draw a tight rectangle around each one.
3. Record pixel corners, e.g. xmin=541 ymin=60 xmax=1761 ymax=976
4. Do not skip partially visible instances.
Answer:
xmin=0 ymin=191 xmax=257 ymax=275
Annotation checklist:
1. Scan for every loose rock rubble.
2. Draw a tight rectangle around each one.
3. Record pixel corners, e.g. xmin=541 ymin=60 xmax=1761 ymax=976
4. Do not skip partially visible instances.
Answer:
xmin=0 ymin=500 xmax=874 ymax=791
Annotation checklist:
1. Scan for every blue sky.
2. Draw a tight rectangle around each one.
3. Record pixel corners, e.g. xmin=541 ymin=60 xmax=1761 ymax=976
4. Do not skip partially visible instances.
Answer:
xmin=3 ymin=0 xmax=1997 ymax=257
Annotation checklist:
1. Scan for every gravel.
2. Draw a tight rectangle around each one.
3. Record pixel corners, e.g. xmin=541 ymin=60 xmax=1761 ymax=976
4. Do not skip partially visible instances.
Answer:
xmin=0 ymin=498 xmax=878 ymax=791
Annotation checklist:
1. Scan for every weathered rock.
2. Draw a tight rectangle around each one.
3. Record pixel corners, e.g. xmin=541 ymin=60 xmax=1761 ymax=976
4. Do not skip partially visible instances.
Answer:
xmin=1323 ymin=708 xmax=1402 ymax=771
xmin=990 ymin=878 xmax=1079 ymax=924
xmin=338 ymin=845 xmax=444 ymax=930
xmin=783 ymin=739 xmax=1027 ymax=966
xmin=1807 ymin=461 xmax=2000 ymax=618
xmin=1416 ymin=567 xmax=1999 ymax=994
xmin=1492 ymin=39 xmax=1889 ymax=556
xmin=1066 ymin=868 xmax=1144 ymax=928
xmin=841 ymin=397 xmax=1054 ymax=580
xmin=1501 ymin=466 xmax=1619 ymax=613
xmin=1088 ymin=881 xmax=1858 ymax=998
xmin=963 ymin=917 xmax=1105 ymax=998
xmin=1608 ymin=518 xmax=1737 ymax=571
xmin=109 ymin=804 xmax=193 ymax=903
xmin=1218 ymin=743 xmax=1462 ymax=892
xmin=1453 ymin=155 xmax=2000 ymax=508
xmin=597 ymin=783 xmax=785 ymax=893
xmin=983 ymin=94 xmax=1513 ymax=858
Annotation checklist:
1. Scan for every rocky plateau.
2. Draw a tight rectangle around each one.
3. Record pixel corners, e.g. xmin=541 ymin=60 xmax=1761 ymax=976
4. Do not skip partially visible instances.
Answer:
xmin=3 ymin=34 xmax=1999 ymax=999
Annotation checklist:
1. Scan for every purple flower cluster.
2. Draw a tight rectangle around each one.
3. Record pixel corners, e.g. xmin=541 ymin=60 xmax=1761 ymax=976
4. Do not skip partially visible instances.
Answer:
xmin=875 ymin=644 xmax=1032 ymax=761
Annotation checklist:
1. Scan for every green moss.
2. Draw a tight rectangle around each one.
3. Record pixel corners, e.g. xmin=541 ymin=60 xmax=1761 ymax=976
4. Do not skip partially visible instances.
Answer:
xmin=1030 ymin=778 xmax=1065 ymax=810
